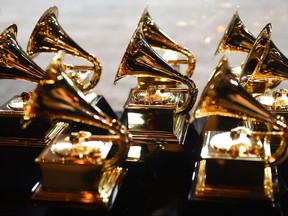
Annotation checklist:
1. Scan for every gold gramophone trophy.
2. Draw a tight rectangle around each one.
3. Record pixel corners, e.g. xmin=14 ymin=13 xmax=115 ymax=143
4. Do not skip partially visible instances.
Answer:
xmin=136 ymin=7 xmax=196 ymax=89
xmin=0 ymin=23 xmax=69 ymax=148
xmin=22 ymin=51 xmax=132 ymax=210
xmin=240 ymin=23 xmax=288 ymax=122
xmin=114 ymin=11 xmax=198 ymax=160
xmin=214 ymin=9 xmax=281 ymax=95
xmin=0 ymin=23 xmax=71 ymax=192
xmin=188 ymin=55 xmax=288 ymax=207
xmin=26 ymin=5 xmax=118 ymax=120
xmin=0 ymin=21 xmax=111 ymax=147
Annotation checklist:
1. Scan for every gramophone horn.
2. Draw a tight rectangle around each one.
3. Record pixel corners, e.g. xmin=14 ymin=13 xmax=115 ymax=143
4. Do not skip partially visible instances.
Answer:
xmin=241 ymin=23 xmax=288 ymax=84
xmin=215 ymin=9 xmax=255 ymax=55
xmin=190 ymin=55 xmax=288 ymax=165
xmin=114 ymin=23 xmax=198 ymax=115
xmin=0 ymin=24 xmax=45 ymax=82
xmin=22 ymin=51 xmax=132 ymax=170
xmin=27 ymin=6 xmax=102 ymax=92
xmin=139 ymin=7 xmax=196 ymax=77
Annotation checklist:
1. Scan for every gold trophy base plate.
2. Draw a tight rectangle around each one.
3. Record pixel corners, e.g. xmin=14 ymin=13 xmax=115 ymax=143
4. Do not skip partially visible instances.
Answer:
xmin=188 ymin=160 xmax=279 ymax=207
xmin=31 ymin=168 xmax=126 ymax=211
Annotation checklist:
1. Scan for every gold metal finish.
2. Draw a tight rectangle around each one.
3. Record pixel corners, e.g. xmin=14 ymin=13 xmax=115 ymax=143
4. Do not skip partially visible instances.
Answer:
xmin=22 ymin=51 xmax=132 ymax=208
xmin=256 ymin=89 xmax=288 ymax=110
xmin=210 ymin=126 xmax=283 ymax=159
xmin=0 ymin=24 xmax=70 ymax=146
xmin=214 ymin=11 xmax=281 ymax=93
xmin=241 ymin=23 xmax=288 ymax=85
xmin=188 ymin=56 xmax=288 ymax=205
xmin=0 ymin=24 xmax=45 ymax=82
xmin=139 ymin=7 xmax=196 ymax=78
xmin=124 ymin=86 xmax=188 ymax=144
xmin=190 ymin=56 xmax=288 ymax=165
xmin=23 ymin=51 xmax=132 ymax=169
xmin=114 ymin=8 xmax=197 ymax=154
xmin=255 ymin=89 xmax=288 ymax=120
xmin=27 ymin=6 xmax=102 ymax=92
xmin=114 ymin=22 xmax=198 ymax=115
xmin=193 ymin=131 xmax=277 ymax=204
xmin=31 ymin=167 xmax=125 ymax=210
xmin=215 ymin=9 xmax=255 ymax=55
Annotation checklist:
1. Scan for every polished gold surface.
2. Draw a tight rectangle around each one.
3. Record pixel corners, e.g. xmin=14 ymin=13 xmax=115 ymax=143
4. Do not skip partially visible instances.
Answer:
xmin=244 ymin=78 xmax=281 ymax=95
xmin=27 ymin=6 xmax=102 ymax=92
xmin=138 ymin=7 xmax=196 ymax=83
xmin=23 ymin=51 xmax=132 ymax=169
xmin=35 ymin=133 xmax=124 ymax=190
xmin=137 ymin=7 xmax=196 ymax=89
xmin=193 ymin=156 xmax=277 ymax=204
xmin=0 ymin=24 xmax=45 ymax=83
xmin=0 ymin=24 xmax=70 ymax=145
xmin=22 ymin=51 xmax=132 ymax=208
xmin=129 ymin=85 xmax=185 ymax=107
xmin=241 ymin=23 xmax=288 ymax=85
xmin=215 ymin=11 xmax=281 ymax=94
xmin=256 ymin=89 xmax=288 ymax=111
xmin=188 ymin=56 xmax=288 ymax=204
xmin=195 ymin=128 xmax=282 ymax=202
xmin=114 ymin=22 xmax=198 ymax=115
xmin=209 ymin=127 xmax=284 ymax=159
xmin=124 ymin=87 xmax=188 ymax=144
xmin=255 ymin=89 xmax=288 ymax=122
xmin=31 ymin=166 xmax=125 ymax=210
xmin=215 ymin=9 xmax=255 ymax=55
xmin=113 ymin=9 xmax=197 ymax=151
xmin=190 ymin=55 xmax=288 ymax=165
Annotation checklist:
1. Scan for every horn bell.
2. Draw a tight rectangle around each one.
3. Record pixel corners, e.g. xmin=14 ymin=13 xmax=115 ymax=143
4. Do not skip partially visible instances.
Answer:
xmin=114 ymin=23 xmax=198 ymax=115
xmin=241 ymin=23 xmax=288 ymax=85
xmin=190 ymin=55 xmax=288 ymax=165
xmin=26 ymin=6 xmax=102 ymax=92
xmin=215 ymin=9 xmax=255 ymax=55
xmin=0 ymin=24 xmax=45 ymax=82
xmin=22 ymin=51 xmax=132 ymax=170
xmin=140 ymin=7 xmax=196 ymax=77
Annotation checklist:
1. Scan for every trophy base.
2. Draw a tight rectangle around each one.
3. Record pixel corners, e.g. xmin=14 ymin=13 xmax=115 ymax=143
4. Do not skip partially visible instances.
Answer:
xmin=120 ymin=90 xmax=191 ymax=179
xmin=188 ymin=130 xmax=280 ymax=207
xmin=121 ymin=106 xmax=189 ymax=153
xmin=189 ymin=160 xmax=279 ymax=204
xmin=186 ymin=159 xmax=282 ymax=215
xmin=121 ymin=87 xmax=189 ymax=145
xmin=0 ymin=93 xmax=117 ymax=193
xmin=31 ymin=167 xmax=126 ymax=211
xmin=0 ymin=94 xmax=71 ymax=146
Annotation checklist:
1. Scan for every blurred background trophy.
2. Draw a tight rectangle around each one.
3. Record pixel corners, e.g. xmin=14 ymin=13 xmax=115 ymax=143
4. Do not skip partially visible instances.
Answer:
xmin=0 ymin=23 xmax=71 ymax=191
xmin=22 ymin=51 xmax=132 ymax=210
xmin=212 ymin=12 xmax=288 ymax=146
xmin=214 ymin=9 xmax=281 ymax=96
xmin=188 ymin=56 xmax=288 ymax=211
xmin=0 ymin=23 xmax=69 ymax=148
xmin=114 ymin=7 xmax=198 ymax=163
xmin=239 ymin=23 xmax=288 ymax=122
